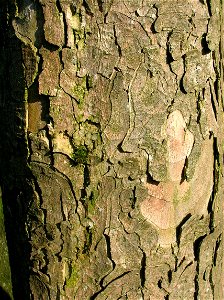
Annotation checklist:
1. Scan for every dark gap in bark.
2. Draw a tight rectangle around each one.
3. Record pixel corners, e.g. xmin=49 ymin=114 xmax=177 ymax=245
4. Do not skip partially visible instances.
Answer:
xmin=56 ymin=287 xmax=61 ymax=300
xmin=157 ymin=279 xmax=162 ymax=288
xmin=34 ymin=1 xmax=45 ymax=48
xmin=42 ymin=40 xmax=60 ymax=51
xmin=180 ymin=157 xmax=188 ymax=183
xmin=104 ymin=233 xmax=116 ymax=270
xmin=183 ymin=261 xmax=193 ymax=272
xmin=140 ymin=251 xmax=146 ymax=287
xmin=209 ymin=235 xmax=222 ymax=297
xmin=196 ymin=92 xmax=203 ymax=134
xmin=84 ymin=164 xmax=90 ymax=187
xmin=81 ymin=188 xmax=87 ymax=202
xmin=177 ymin=256 xmax=185 ymax=268
xmin=150 ymin=23 xmax=157 ymax=34
xmin=27 ymin=134 xmax=33 ymax=163
xmin=70 ymin=3 xmax=78 ymax=15
xmin=113 ymin=24 xmax=122 ymax=57
xmin=213 ymin=78 xmax=219 ymax=106
xmin=179 ymin=54 xmax=187 ymax=94
xmin=83 ymin=0 xmax=94 ymax=16
xmin=117 ymin=142 xmax=129 ymax=153
xmin=209 ymin=81 xmax=218 ymax=121
xmin=40 ymin=248 xmax=50 ymax=274
xmin=179 ymin=77 xmax=187 ymax=94
xmin=135 ymin=10 xmax=140 ymax=17
xmin=83 ymin=225 xmax=93 ymax=254
xmin=201 ymin=33 xmax=211 ymax=55
xmin=90 ymin=270 xmax=131 ymax=300
xmin=60 ymin=3 xmax=68 ymax=47
xmin=89 ymin=232 xmax=121 ymax=299
xmin=213 ymin=234 xmax=222 ymax=266
xmin=97 ymin=0 xmax=103 ymax=13
xmin=85 ymin=118 xmax=101 ymax=127
xmin=58 ymin=47 xmax=65 ymax=71
xmin=59 ymin=193 xmax=67 ymax=221
xmin=176 ymin=214 xmax=192 ymax=247
xmin=0 ymin=1 xmax=33 ymax=298
xmin=0 ymin=286 xmax=11 ymax=300
xmin=150 ymin=4 xmax=158 ymax=34
xmin=131 ymin=186 xmax=137 ymax=209
xmin=104 ymin=12 xmax=108 ymax=23
xmin=2 ymin=187 xmax=32 ymax=300
xmin=42 ymin=96 xmax=54 ymax=166
xmin=205 ymin=0 xmax=212 ymax=16
xmin=55 ymin=0 xmax=62 ymax=14
xmin=41 ymin=95 xmax=52 ymax=124
xmin=166 ymin=32 xmax=174 ymax=66
xmin=193 ymin=234 xmax=207 ymax=299
xmin=79 ymin=164 xmax=90 ymax=213
xmin=167 ymin=269 xmax=172 ymax=283
xmin=208 ymin=137 xmax=219 ymax=232
xmin=146 ymin=161 xmax=160 ymax=185
xmin=209 ymin=267 xmax=215 ymax=298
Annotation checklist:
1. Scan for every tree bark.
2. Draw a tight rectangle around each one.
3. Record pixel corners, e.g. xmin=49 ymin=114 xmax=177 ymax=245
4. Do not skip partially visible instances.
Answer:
xmin=0 ymin=0 xmax=223 ymax=299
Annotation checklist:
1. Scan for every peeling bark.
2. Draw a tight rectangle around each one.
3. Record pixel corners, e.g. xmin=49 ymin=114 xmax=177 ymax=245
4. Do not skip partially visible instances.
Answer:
xmin=0 ymin=0 xmax=224 ymax=299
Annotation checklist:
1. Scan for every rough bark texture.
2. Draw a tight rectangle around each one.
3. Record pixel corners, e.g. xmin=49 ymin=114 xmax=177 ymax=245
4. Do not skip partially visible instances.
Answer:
xmin=0 ymin=0 xmax=224 ymax=299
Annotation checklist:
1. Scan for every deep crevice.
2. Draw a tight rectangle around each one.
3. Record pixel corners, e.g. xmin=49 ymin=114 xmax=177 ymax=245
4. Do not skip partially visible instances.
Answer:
xmin=201 ymin=33 xmax=211 ymax=55
xmin=208 ymin=137 xmax=219 ymax=232
xmin=206 ymin=0 xmax=212 ymax=16
xmin=83 ymin=0 xmax=94 ymax=16
xmin=166 ymin=32 xmax=174 ymax=67
xmin=140 ymin=250 xmax=146 ymax=288
xmin=150 ymin=5 xmax=158 ymax=34
xmin=90 ymin=270 xmax=131 ymax=300
xmin=113 ymin=24 xmax=122 ymax=57
xmin=176 ymin=214 xmax=192 ymax=247
xmin=104 ymin=233 xmax=116 ymax=270
xmin=0 ymin=2 xmax=33 ymax=298
xmin=97 ymin=0 xmax=103 ymax=13
xmin=213 ymin=233 xmax=222 ymax=266
xmin=209 ymin=79 xmax=218 ymax=121
xmin=193 ymin=234 xmax=207 ymax=300
xmin=180 ymin=54 xmax=187 ymax=94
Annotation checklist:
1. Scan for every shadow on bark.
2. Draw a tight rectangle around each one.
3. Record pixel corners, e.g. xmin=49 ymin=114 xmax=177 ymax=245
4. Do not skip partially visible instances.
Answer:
xmin=0 ymin=286 xmax=12 ymax=300
xmin=0 ymin=1 xmax=32 ymax=299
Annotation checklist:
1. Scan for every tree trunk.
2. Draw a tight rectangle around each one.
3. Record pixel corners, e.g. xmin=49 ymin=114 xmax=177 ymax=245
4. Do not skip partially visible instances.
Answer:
xmin=0 ymin=0 xmax=223 ymax=299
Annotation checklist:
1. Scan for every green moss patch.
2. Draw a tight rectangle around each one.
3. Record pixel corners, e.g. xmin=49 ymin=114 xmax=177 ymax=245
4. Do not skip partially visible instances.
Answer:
xmin=71 ymin=145 xmax=88 ymax=165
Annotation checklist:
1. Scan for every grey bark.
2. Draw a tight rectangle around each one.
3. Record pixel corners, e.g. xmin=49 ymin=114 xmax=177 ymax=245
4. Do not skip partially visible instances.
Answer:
xmin=0 ymin=0 xmax=223 ymax=299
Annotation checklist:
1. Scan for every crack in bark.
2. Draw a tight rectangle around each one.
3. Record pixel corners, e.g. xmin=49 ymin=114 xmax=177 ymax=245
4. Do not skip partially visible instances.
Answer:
xmin=213 ymin=233 xmax=222 ymax=266
xmin=121 ymin=60 xmax=142 ymax=152
xmin=104 ymin=233 xmax=116 ymax=271
xmin=180 ymin=54 xmax=188 ymax=94
xmin=90 ymin=270 xmax=131 ymax=300
xmin=113 ymin=24 xmax=122 ymax=57
xmin=139 ymin=249 xmax=146 ymax=288
xmin=176 ymin=213 xmax=192 ymax=247
xmin=208 ymin=136 xmax=219 ymax=233
xmin=193 ymin=234 xmax=207 ymax=300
